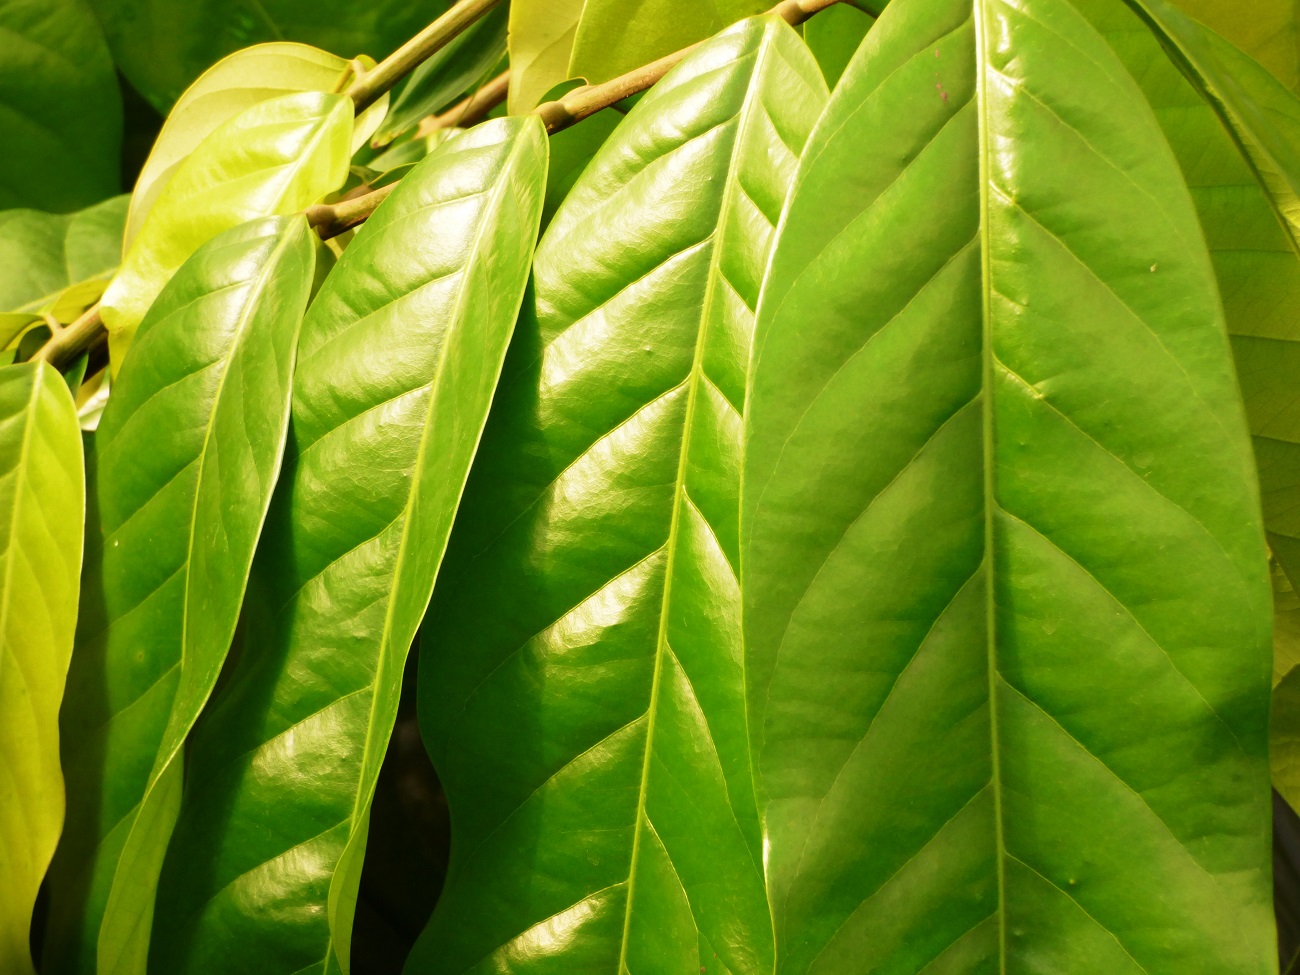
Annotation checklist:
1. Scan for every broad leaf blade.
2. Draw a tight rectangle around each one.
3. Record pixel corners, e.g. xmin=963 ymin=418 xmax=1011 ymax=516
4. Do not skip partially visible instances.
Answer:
xmin=802 ymin=2 xmax=875 ymax=88
xmin=149 ymin=115 xmax=548 ymax=975
xmin=0 ymin=361 xmax=83 ymax=975
xmin=0 ymin=196 xmax=129 ymax=347
xmin=374 ymin=5 xmax=507 ymax=145
xmin=102 ymin=91 xmax=351 ymax=354
xmin=1169 ymin=0 xmax=1300 ymax=92
xmin=407 ymin=17 xmax=825 ymax=973
xmin=125 ymin=43 xmax=388 ymax=251
xmin=0 ymin=0 xmax=121 ymax=211
xmin=42 ymin=215 xmax=316 ymax=975
xmin=743 ymin=0 xmax=1273 ymax=971
xmin=507 ymin=0 xmax=585 ymax=113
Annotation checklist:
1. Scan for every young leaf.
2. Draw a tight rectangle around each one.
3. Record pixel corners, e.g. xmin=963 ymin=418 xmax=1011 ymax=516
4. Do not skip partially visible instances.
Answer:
xmin=149 ymin=115 xmax=548 ymax=975
xmin=507 ymin=0 xmax=586 ymax=113
xmin=86 ymin=0 xmax=453 ymax=112
xmin=101 ymin=91 xmax=351 ymax=355
xmin=0 ymin=0 xmax=121 ymax=212
xmin=42 ymin=215 xmax=316 ymax=975
xmin=0 ymin=196 xmax=129 ymax=347
xmin=0 ymin=361 xmax=84 ymax=975
xmin=373 ymin=4 xmax=507 ymax=146
xmin=407 ymin=17 xmax=825 ymax=974
xmin=743 ymin=0 xmax=1273 ymax=971
xmin=569 ymin=0 xmax=768 ymax=85
xmin=125 ymin=43 xmax=389 ymax=251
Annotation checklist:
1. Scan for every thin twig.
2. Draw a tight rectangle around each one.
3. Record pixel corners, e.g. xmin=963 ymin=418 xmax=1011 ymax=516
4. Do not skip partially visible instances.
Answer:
xmin=35 ymin=303 xmax=104 ymax=370
xmin=414 ymin=69 xmax=511 ymax=139
xmin=346 ymin=0 xmax=504 ymax=113
xmin=305 ymin=183 xmax=398 ymax=240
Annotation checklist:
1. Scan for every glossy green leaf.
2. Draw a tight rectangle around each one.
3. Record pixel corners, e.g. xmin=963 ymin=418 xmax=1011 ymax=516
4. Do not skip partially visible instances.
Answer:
xmin=0 ymin=196 xmax=129 ymax=347
xmin=408 ymin=17 xmax=824 ymax=973
xmin=125 ymin=43 xmax=388 ymax=252
xmin=42 ymin=215 xmax=316 ymax=975
xmin=507 ymin=0 xmax=585 ymax=113
xmin=87 ymin=0 xmax=451 ymax=112
xmin=101 ymin=91 xmax=351 ymax=355
xmin=803 ymin=2 xmax=875 ymax=88
xmin=541 ymin=101 xmax=620 ymax=230
xmin=0 ymin=361 xmax=84 ymax=975
xmin=0 ymin=0 xmax=121 ymax=212
xmin=742 ymin=0 xmax=1273 ymax=971
xmin=149 ymin=115 xmax=548 ymax=975
xmin=1169 ymin=0 xmax=1300 ymax=91
xmin=374 ymin=4 xmax=507 ymax=145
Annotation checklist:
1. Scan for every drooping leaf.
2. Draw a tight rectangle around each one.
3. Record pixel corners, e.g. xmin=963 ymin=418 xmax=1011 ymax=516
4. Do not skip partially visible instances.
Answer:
xmin=569 ymin=0 xmax=769 ymax=86
xmin=149 ymin=115 xmax=548 ymax=975
xmin=42 ymin=215 xmax=316 ymax=975
xmin=0 ymin=361 xmax=84 ymax=975
xmin=374 ymin=5 xmax=507 ymax=145
xmin=507 ymin=0 xmax=585 ymax=113
xmin=406 ymin=18 xmax=825 ymax=974
xmin=1169 ymin=0 xmax=1300 ymax=92
xmin=742 ymin=0 xmax=1273 ymax=971
xmin=0 ymin=0 xmax=122 ymax=212
xmin=0 ymin=196 xmax=129 ymax=347
xmin=803 ymin=2 xmax=875 ymax=88
xmin=86 ymin=0 xmax=451 ymax=113
xmin=101 ymin=91 xmax=351 ymax=356
xmin=125 ymin=43 xmax=388 ymax=251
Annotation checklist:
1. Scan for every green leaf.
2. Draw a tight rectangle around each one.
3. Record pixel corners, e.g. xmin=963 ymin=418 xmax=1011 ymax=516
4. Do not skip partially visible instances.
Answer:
xmin=742 ymin=0 xmax=1273 ymax=971
xmin=538 ymin=84 xmax=621 ymax=231
xmin=0 ymin=361 xmax=84 ymax=975
xmin=507 ymin=0 xmax=585 ymax=113
xmin=86 ymin=0 xmax=451 ymax=113
xmin=0 ymin=196 xmax=129 ymax=347
xmin=1169 ymin=0 xmax=1300 ymax=91
xmin=149 ymin=115 xmax=548 ymax=975
xmin=406 ymin=17 xmax=825 ymax=973
xmin=125 ymin=43 xmax=388 ymax=252
xmin=101 ymin=91 xmax=352 ymax=357
xmin=374 ymin=4 xmax=507 ymax=145
xmin=569 ymin=0 xmax=770 ymax=86
xmin=0 ymin=0 xmax=122 ymax=212
xmin=803 ymin=2 xmax=875 ymax=88
xmin=42 ymin=215 xmax=316 ymax=975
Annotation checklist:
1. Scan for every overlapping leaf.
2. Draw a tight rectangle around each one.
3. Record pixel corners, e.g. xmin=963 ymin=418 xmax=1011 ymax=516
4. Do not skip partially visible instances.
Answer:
xmin=407 ymin=17 xmax=824 ymax=974
xmin=1169 ymin=0 xmax=1300 ymax=91
xmin=0 ymin=196 xmax=129 ymax=347
xmin=101 ymin=91 xmax=351 ymax=355
xmin=149 ymin=116 xmax=547 ymax=975
xmin=87 ymin=0 xmax=452 ymax=112
xmin=0 ymin=361 xmax=83 ymax=975
xmin=0 ymin=0 xmax=121 ymax=212
xmin=125 ymin=43 xmax=388 ymax=251
xmin=42 ymin=215 xmax=316 ymax=975
xmin=742 ymin=0 xmax=1273 ymax=971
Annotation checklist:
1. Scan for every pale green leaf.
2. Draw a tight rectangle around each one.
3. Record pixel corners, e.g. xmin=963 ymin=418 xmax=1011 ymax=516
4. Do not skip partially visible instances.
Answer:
xmin=0 ymin=361 xmax=83 ymax=975
xmin=803 ymin=2 xmax=875 ymax=88
xmin=507 ymin=0 xmax=586 ymax=113
xmin=101 ymin=91 xmax=352 ymax=355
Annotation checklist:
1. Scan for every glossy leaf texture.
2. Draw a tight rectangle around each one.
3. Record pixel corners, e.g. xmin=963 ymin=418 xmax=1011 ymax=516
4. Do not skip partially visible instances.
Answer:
xmin=125 ymin=43 xmax=388 ymax=251
xmin=0 ymin=361 xmax=84 ymax=975
xmin=0 ymin=0 xmax=121 ymax=211
xmin=374 ymin=3 xmax=507 ymax=146
xmin=1074 ymin=0 xmax=1300 ymax=812
xmin=0 ymin=196 xmax=129 ymax=347
xmin=86 ymin=0 xmax=451 ymax=112
xmin=507 ymin=0 xmax=585 ymax=113
xmin=42 ymin=215 xmax=316 ymax=975
xmin=101 ymin=91 xmax=351 ymax=354
xmin=149 ymin=115 xmax=548 ymax=975
xmin=408 ymin=17 xmax=825 ymax=974
xmin=742 ymin=0 xmax=1274 ymax=972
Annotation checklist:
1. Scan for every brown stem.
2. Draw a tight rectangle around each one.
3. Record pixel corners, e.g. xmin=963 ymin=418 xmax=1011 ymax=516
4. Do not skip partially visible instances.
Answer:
xmin=305 ymin=183 xmax=397 ymax=240
xmin=415 ymin=69 xmax=511 ymax=139
xmin=35 ymin=303 xmax=104 ymax=370
xmin=346 ymin=0 xmax=504 ymax=113
xmin=536 ymin=0 xmax=841 ymax=134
